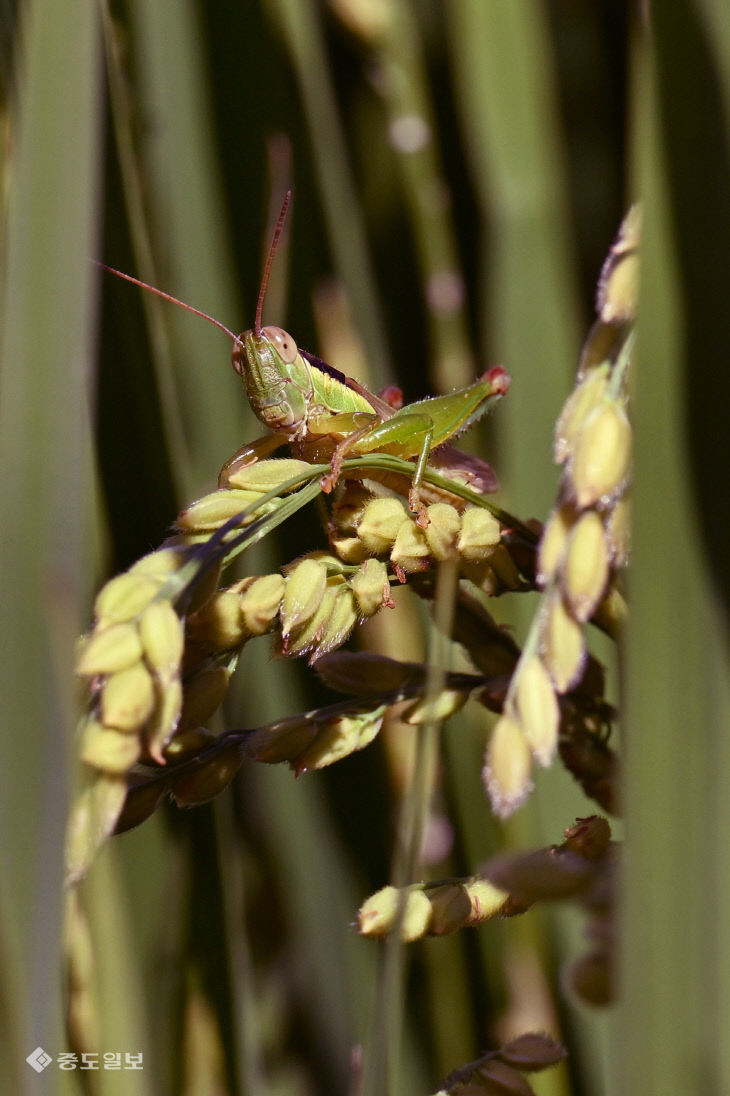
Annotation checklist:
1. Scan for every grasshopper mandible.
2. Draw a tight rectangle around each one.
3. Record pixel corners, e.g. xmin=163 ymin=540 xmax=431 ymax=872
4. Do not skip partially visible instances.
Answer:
xmin=99 ymin=193 xmax=509 ymax=520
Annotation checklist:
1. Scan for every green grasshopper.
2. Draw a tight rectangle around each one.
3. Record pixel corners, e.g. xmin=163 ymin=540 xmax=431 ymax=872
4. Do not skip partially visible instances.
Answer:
xmin=99 ymin=193 xmax=509 ymax=519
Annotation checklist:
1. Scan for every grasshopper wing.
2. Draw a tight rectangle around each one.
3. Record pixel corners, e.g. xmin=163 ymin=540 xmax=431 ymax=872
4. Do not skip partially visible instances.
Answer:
xmin=300 ymin=350 xmax=397 ymax=420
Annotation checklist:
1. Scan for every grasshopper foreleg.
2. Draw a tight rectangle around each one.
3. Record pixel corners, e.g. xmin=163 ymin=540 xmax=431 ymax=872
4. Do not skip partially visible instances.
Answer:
xmin=218 ymin=433 xmax=290 ymax=486
xmin=319 ymin=419 xmax=383 ymax=495
xmin=321 ymin=411 xmax=437 ymax=524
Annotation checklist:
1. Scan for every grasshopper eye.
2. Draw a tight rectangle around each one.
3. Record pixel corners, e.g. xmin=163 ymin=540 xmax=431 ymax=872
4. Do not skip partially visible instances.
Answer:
xmin=261 ymin=325 xmax=298 ymax=364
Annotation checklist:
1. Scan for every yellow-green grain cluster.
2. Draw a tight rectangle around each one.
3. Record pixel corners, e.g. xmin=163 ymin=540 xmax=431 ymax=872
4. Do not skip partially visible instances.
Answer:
xmin=331 ymin=491 xmax=518 ymax=594
xmin=184 ymin=550 xmax=393 ymax=667
xmin=67 ymin=475 xmax=307 ymax=882
xmin=358 ymin=814 xmax=615 ymax=1029
xmin=68 ymin=459 xmax=430 ymax=880
xmin=483 ymin=209 xmax=637 ymax=818
xmin=358 ymin=877 xmax=509 ymax=941
xmin=68 ymin=546 xmax=194 ymax=883
xmin=177 ymin=458 xmax=313 ymax=535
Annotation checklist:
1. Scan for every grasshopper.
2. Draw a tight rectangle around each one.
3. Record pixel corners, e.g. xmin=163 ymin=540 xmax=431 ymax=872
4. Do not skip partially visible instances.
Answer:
xmin=99 ymin=193 xmax=509 ymax=519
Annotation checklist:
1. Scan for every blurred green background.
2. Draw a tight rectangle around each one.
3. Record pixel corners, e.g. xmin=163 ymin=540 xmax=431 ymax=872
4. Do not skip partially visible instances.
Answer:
xmin=1 ymin=1 xmax=729 ymax=1094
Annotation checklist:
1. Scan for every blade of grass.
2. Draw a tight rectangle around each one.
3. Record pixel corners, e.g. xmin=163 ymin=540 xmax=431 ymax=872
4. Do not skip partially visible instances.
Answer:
xmin=76 ymin=852 xmax=152 ymax=1096
xmin=103 ymin=4 xmax=268 ymax=1090
xmin=361 ymin=561 xmax=458 ymax=1096
xmin=121 ymin=0 xmax=252 ymax=491
xmin=343 ymin=0 xmax=475 ymax=391
xmin=448 ymin=1 xmax=581 ymax=519
xmin=264 ymin=0 xmax=392 ymax=390
xmin=446 ymin=11 xmax=608 ymax=1094
xmin=0 ymin=0 xmax=101 ymax=1088
xmin=618 ymin=5 xmax=730 ymax=1092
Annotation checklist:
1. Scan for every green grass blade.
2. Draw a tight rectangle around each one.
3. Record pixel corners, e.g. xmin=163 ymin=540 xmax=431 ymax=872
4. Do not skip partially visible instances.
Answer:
xmin=265 ymin=0 xmax=392 ymax=389
xmin=618 ymin=5 xmax=730 ymax=1092
xmin=114 ymin=0 xmax=254 ymax=493
xmin=448 ymin=1 xmax=582 ymax=518
xmin=0 ymin=0 xmax=101 ymax=1087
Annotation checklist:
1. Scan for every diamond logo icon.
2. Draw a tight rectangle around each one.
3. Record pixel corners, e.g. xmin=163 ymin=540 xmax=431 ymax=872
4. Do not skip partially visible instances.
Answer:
xmin=26 ymin=1047 xmax=53 ymax=1073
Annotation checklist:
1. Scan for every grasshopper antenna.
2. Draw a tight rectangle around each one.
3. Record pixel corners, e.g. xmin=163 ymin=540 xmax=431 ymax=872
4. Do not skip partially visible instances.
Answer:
xmin=255 ymin=189 xmax=291 ymax=335
xmin=93 ymin=261 xmax=239 ymax=344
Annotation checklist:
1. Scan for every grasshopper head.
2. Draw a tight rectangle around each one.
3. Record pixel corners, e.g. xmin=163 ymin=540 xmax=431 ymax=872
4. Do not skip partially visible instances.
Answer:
xmin=259 ymin=326 xmax=299 ymax=364
xmin=232 ymin=325 xmax=298 ymax=376
xmin=232 ymin=327 xmax=310 ymax=435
